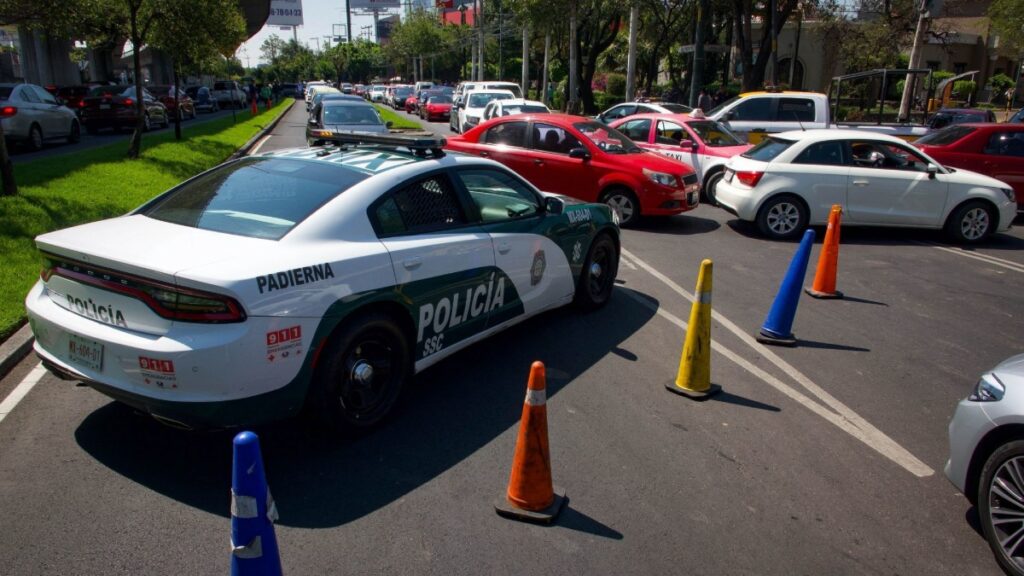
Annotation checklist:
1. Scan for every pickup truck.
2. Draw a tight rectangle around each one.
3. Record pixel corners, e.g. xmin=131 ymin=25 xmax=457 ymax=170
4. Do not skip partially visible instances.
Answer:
xmin=708 ymin=90 xmax=930 ymax=144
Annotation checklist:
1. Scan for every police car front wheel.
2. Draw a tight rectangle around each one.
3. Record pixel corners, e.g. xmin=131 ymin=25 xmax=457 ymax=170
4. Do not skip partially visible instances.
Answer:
xmin=574 ymin=234 xmax=618 ymax=310
xmin=309 ymin=312 xmax=411 ymax=433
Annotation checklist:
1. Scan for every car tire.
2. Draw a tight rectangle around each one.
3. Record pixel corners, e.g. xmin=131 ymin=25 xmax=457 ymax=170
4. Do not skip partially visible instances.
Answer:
xmin=574 ymin=233 xmax=619 ymax=310
xmin=756 ymin=194 xmax=808 ymax=240
xmin=703 ymin=170 xmax=724 ymax=206
xmin=26 ymin=124 xmax=43 ymax=152
xmin=945 ymin=200 xmax=995 ymax=244
xmin=979 ymin=439 xmax=1024 ymax=576
xmin=67 ymin=121 xmax=80 ymax=144
xmin=307 ymin=312 xmax=411 ymax=435
xmin=601 ymin=187 xmax=641 ymax=227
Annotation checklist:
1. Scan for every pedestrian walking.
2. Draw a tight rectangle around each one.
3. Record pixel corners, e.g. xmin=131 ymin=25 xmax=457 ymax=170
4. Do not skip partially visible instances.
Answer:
xmin=698 ymin=89 xmax=714 ymax=113
xmin=261 ymin=83 xmax=272 ymax=110
xmin=1007 ymin=87 xmax=1016 ymax=112
xmin=248 ymin=81 xmax=258 ymax=115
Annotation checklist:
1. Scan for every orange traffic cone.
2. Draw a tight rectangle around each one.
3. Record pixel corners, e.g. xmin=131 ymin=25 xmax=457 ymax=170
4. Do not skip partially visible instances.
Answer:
xmin=805 ymin=205 xmax=844 ymax=299
xmin=495 ymin=361 xmax=566 ymax=524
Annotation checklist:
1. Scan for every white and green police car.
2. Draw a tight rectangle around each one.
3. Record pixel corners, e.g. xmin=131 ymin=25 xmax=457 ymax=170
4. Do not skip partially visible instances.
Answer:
xmin=25 ymin=134 xmax=620 ymax=432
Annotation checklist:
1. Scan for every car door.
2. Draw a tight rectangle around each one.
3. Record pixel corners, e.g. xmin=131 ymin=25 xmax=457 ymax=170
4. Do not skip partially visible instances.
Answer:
xmin=719 ymin=97 xmax=772 ymax=143
xmin=30 ymin=85 xmax=65 ymax=135
xmin=786 ymin=140 xmax=851 ymax=219
xmin=371 ymin=171 xmax=497 ymax=362
xmin=845 ymin=139 xmax=949 ymax=226
xmin=452 ymin=166 xmax=575 ymax=320
xmin=527 ymin=121 xmax=601 ymax=201
xmin=979 ymin=130 xmax=1024 ymax=199
xmin=471 ymin=120 xmax=534 ymax=176
xmin=15 ymin=86 xmax=42 ymax=136
xmin=655 ymin=119 xmax=700 ymax=172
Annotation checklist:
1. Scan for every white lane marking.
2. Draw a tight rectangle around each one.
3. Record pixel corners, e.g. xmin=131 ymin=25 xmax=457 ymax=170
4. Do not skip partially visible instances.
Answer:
xmin=915 ymin=242 xmax=1024 ymax=274
xmin=620 ymin=249 xmax=933 ymax=477
xmin=249 ymin=134 xmax=272 ymax=155
xmin=0 ymin=362 xmax=46 ymax=425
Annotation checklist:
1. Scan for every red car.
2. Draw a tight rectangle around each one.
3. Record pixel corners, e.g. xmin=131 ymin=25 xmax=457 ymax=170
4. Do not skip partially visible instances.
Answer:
xmin=914 ymin=123 xmax=1024 ymax=211
xmin=80 ymin=85 xmax=170 ymax=134
xmin=445 ymin=113 xmax=700 ymax=226
xmin=420 ymin=94 xmax=452 ymax=121
xmin=150 ymin=85 xmax=196 ymax=120
xmin=404 ymin=94 xmax=419 ymax=114
xmin=609 ymin=113 xmax=751 ymax=205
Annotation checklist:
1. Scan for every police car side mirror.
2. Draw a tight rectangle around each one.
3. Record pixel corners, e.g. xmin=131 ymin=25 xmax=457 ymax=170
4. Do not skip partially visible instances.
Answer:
xmin=568 ymin=147 xmax=591 ymax=160
xmin=544 ymin=196 xmax=564 ymax=215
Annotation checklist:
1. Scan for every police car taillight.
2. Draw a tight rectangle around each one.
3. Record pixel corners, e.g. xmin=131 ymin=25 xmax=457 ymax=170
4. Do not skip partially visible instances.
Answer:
xmin=42 ymin=254 xmax=246 ymax=323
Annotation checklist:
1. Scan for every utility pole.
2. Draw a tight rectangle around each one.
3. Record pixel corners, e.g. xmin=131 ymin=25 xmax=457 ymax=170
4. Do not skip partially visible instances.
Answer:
xmin=542 ymin=32 xmax=551 ymax=105
xmin=521 ymin=24 xmax=529 ymax=96
xmin=768 ymin=0 xmax=777 ymax=86
xmin=899 ymin=0 xmax=930 ymax=121
xmin=497 ymin=0 xmax=503 ymax=79
xmin=568 ymin=0 xmax=578 ymax=112
xmin=478 ymin=0 xmax=485 ymax=80
xmin=625 ymin=3 xmax=639 ymax=101
xmin=688 ymin=0 xmax=709 ymax=107
xmin=346 ymin=0 xmax=352 ymax=45
xmin=788 ymin=8 xmax=803 ymax=88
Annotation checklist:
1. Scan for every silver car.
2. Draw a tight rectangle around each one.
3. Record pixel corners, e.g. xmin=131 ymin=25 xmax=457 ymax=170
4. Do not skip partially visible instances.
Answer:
xmin=0 ymin=83 xmax=80 ymax=151
xmin=947 ymin=354 xmax=1024 ymax=575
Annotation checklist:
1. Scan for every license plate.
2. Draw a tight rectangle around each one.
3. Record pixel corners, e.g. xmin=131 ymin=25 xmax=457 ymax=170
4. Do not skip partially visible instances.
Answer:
xmin=688 ymin=192 xmax=698 ymax=206
xmin=99 ymin=104 xmax=110 ymax=110
xmin=725 ymin=169 xmax=734 ymax=183
xmin=68 ymin=334 xmax=103 ymax=372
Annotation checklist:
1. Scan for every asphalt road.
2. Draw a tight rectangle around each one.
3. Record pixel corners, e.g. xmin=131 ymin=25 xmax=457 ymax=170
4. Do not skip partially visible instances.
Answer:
xmin=1 ymin=101 xmax=1022 ymax=575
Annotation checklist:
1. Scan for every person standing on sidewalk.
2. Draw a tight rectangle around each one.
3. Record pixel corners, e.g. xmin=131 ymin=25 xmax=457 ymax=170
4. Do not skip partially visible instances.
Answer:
xmin=261 ymin=83 xmax=272 ymax=110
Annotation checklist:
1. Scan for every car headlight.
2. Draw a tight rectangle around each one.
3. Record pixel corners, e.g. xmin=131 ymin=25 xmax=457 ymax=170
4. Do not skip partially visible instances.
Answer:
xmin=970 ymin=373 xmax=1005 ymax=402
xmin=466 ymin=115 xmax=479 ymax=124
xmin=643 ymin=168 xmax=678 ymax=187
xmin=1000 ymin=188 xmax=1015 ymax=203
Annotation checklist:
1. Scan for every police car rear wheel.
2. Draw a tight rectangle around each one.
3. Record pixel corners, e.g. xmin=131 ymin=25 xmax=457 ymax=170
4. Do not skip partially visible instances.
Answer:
xmin=312 ymin=313 xmax=410 ymax=432
xmin=574 ymin=234 xmax=618 ymax=310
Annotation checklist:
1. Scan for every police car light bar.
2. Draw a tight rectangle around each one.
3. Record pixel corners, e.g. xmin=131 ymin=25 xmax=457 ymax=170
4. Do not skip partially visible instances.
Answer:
xmin=321 ymin=132 xmax=447 ymax=157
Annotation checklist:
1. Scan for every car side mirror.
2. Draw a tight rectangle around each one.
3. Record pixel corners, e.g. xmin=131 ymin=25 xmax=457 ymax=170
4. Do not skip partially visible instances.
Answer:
xmin=544 ymin=196 xmax=565 ymax=215
xmin=680 ymin=139 xmax=698 ymax=151
xmin=927 ymin=163 xmax=939 ymax=179
xmin=568 ymin=147 xmax=591 ymax=160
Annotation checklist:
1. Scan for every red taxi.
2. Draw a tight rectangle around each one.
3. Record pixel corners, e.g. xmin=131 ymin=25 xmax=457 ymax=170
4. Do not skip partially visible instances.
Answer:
xmin=914 ymin=123 xmax=1024 ymax=211
xmin=609 ymin=113 xmax=751 ymax=205
xmin=445 ymin=113 xmax=700 ymax=225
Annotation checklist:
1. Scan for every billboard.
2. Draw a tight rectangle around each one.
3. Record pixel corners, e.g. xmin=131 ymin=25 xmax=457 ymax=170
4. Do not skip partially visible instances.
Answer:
xmin=267 ymin=0 xmax=303 ymax=26
xmin=350 ymin=0 xmax=401 ymax=9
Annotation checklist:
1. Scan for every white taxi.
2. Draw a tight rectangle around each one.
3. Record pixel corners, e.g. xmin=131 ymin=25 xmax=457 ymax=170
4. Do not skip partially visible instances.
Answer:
xmin=25 ymin=134 xmax=620 ymax=432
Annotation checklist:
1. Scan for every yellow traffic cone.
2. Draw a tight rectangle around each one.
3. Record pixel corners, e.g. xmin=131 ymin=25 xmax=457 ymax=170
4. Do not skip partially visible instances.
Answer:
xmin=666 ymin=259 xmax=721 ymax=399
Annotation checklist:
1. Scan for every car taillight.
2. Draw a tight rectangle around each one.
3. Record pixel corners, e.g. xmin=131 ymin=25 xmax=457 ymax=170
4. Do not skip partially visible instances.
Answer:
xmin=123 ymin=98 xmax=134 ymax=106
xmin=41 ymin=255 xmax=246 ymax=323
xmin=78 ymin=101 xmax=86 ymax=108
xmin=0 ymin=106 xmax=16 ymax=117
xmin=735 ymin=171 xmax=764 ymax=187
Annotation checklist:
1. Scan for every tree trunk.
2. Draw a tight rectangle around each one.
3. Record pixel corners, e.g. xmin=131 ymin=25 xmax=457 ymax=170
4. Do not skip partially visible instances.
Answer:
xmin=128 ymin=3 xmax=144 ymax=159
xmin=541 ymin=32 xmax=550 ymax=106
xmin=568 ymin=0 xmax=578 ymax=113
xmin=173 ymin=63 xmax=182 ymax=140
xmin=0 ymin=120 xmax=16 ymax=196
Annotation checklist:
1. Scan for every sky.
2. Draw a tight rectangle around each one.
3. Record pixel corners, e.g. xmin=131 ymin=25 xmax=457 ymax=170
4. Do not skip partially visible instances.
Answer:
xmin=236 ymin=0 xmax=431 ymax=66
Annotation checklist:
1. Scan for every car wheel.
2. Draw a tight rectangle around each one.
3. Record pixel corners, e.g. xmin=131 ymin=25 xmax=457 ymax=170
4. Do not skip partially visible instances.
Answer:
xmin=756 ymin=194 xmax=808 ymax=240
xmin=979 ymin=439 xmax=1024 ymax=576
xmin=67 ymin=121 xmax=80 ymax=144
xmin=308 ymin=312 xmax=410 ymax=434
xmin=703 ymin=170 xmax=724 ymax=206
xmin=945 ymin=200 xmax=995 ymax=244
xmin=602 ymin=187 xmax=641 ymax=227
xmin=26 ymin=124 xmax=43 ymax=151
xmin=574 ymin=234 xmax=619 ymax=310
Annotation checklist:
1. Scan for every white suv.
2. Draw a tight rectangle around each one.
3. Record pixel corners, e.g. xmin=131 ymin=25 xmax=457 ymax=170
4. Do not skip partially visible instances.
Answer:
xmin=714 ymin=129 xmax=1016 ymax=242
xmin=455 ymin=89 xmax=516 ymax=133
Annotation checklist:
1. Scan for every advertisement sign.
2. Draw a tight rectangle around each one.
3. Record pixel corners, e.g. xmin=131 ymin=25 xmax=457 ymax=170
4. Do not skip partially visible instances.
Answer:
xmin=349 ymin=0 xmax=401 ymax=9
xmin=267 ymin=0 xmax=303 ymax=26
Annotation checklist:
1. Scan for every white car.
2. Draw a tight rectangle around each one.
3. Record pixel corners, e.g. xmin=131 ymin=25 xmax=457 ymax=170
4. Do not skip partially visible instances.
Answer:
xmin=595 ymin=101 xmax=693 ymax=125
xmin=714 ymin=129 xmax=1017 ymax=242
xmin=456 ymin=89 xmax=516 ymax=133
xmin=25 ymin=133 xmax=620 ymax=432
xmin=369 ymin=85 xmax=386 ymax=103
xmin=946 ymin=354 xmax=1024 ymax=576
xmin=450 ymin=81 xmax=524 ymax=132
xmin=481 ymin=98 xmax=550 ymax=121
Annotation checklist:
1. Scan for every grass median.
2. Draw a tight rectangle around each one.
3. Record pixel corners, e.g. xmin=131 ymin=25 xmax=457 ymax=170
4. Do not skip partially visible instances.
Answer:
xmin=0 ymin=99 xmax=294 ymax=341
xmin=374 ymin=104 xmax=423 ymax=130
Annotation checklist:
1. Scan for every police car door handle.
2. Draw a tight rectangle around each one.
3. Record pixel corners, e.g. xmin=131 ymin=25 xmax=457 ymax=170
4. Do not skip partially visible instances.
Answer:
xmin=497 ymin=242 xmax=511 ymax=254
xmin=403 ymin=257 xmax=423 ymax=269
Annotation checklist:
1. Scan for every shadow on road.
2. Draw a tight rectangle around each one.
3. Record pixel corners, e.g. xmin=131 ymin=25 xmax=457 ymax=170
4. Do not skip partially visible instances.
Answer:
xmin=633 ymin=214 xmax=721 ymax=236
xmin=74 ymin=287 xmax=657 ymax=529
xmin=794 ymin=338 xmax=871 ymax=352
xmin=709 ymin=390 xmax=781 ymax=412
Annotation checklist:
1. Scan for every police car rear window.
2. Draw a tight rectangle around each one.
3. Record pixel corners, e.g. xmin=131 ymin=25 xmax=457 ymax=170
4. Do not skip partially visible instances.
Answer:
xmin=140 ymin=158 xmax=367 ymax=240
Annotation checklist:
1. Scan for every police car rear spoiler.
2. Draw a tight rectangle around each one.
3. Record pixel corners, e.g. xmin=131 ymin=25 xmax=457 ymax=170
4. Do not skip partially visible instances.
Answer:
xmin=321 ymin=132 xmax=447 ymax=158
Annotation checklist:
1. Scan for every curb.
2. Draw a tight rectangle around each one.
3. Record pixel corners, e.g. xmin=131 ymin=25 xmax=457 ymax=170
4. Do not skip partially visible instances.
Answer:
xmin=0 ymin=324 xmax=34 ymax=379
xmin=230 ymin=99 xmax=296 ymax=160
xmin=0 ymin=100 xmax=297 ymax=382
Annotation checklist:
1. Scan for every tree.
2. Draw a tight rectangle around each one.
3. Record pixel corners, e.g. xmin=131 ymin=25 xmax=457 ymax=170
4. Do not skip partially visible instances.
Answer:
xmin=150 ymin=0 xmax=246 ymax=139
xmin=261 ymin=34 xmax=287 ymax=64
xmin=989 ymin=0 xmax=1024 ymax=55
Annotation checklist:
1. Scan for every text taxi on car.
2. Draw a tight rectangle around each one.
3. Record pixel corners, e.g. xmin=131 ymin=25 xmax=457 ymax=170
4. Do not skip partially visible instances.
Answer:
xmin=25 ymin=133 xmax=621 ymax=434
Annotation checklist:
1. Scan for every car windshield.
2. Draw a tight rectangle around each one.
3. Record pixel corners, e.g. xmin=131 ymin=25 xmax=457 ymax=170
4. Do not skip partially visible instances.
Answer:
xmin=323 ymin=105 xmax=383 ymax=125
xmin=661 ymin=103 xmax=692 ymax=113
xmin=140 ymin=157 xmax=367 ymax=240
xmin=742 ymin=137 xmax=794 ymax=161
xmin=915 ymin=125 xmax=976 ymax=146
xmin=469 ymin=93 xmax=513 ymax=107
xmin=572 ymin=121 xmax=643 ymax=153
xmin=687 ymin=120 xmax=744 ymax=146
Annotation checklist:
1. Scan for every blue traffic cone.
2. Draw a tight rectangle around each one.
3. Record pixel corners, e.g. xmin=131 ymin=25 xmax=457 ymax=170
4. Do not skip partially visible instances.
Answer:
xmin=230 ymin=431 xmax=283 ymax=576
xmin=756 ymin=229 xmax=816 ymax=347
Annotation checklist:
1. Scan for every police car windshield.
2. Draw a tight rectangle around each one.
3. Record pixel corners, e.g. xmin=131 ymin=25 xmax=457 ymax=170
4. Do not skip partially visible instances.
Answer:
xmin=140 ymin=157 xmax=367 ymax=240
